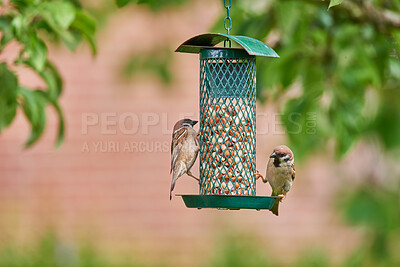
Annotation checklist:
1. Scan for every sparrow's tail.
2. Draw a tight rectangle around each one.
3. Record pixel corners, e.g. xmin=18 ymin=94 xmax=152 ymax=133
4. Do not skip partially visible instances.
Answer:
xmin=170 ymin=163 xmax=186 ymax=200
xmin=270 ymin=190 xmax=280 ymax=216
xmin=170 ymin=168 xmax=181 ymax=200
xmin=170 ymin=176 xmax=177 ymax=200
xmin=270 ymin=199 xmax=279 ymax=216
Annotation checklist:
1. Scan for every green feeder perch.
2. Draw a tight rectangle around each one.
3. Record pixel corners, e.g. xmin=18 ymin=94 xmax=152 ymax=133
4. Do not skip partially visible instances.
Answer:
xmin=175 ymin=2 xmax=280 ymax=210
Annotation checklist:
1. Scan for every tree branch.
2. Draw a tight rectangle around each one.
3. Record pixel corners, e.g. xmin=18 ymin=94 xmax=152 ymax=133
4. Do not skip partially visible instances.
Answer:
xmin=283 ymin=0 xmax=400 ymax=29
xmin=361 ymin=2 xmax=400 ymax=28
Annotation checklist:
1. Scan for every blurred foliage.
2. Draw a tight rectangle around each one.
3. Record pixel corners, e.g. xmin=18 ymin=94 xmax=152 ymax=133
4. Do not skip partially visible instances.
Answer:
xmin=2 ymin=0 xmax=398 ymax=159
xmin=204 ymin=187 xmax=400 ymax=267
xmin=208 ymin=0 xmax=400 ymax=159
xmin=114 ymin=0 xmax=194 ymax=87
xmin=122 ymin=48 xmax=173 ymax=85
xmin=0 ymin=233 xmax=106 ymax=267
xmin=115 ymin=0 xmax=400 ymax=160
xmin=115 ymin=0 xmax=192 ymax=11
xmin=329 ymin=0 xmax=344 ymax=9
xmin=0 ymin=0 xmax=96 ymax=147
xmin=0 ymin=232 xmax=147 ymax=267
xmin=206 ymin=233 xmax=331 ymax=267
xmin=1 ymin=202 xmax=400 ymax=267
xmin=294 ymin=249 xmax=330 ymax=267
xmin=207 ymin=233 xmax=274 ymax=267
xmin=338 ymin=183 xmax=400 ymax=267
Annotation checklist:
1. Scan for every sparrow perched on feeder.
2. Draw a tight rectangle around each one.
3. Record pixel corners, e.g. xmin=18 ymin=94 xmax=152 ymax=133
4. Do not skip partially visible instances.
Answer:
xmin=256 ymin=145 xmax=295 ymax=216
xmin=170 ymin=119 xmax=200 ymax=200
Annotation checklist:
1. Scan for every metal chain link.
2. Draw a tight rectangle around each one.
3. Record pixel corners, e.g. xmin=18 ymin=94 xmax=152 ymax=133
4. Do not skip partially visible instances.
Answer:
xmin=224 ymin=0 xmax=232 ymax=34
xmin=223 ymin=0 xmax=232 ymax=47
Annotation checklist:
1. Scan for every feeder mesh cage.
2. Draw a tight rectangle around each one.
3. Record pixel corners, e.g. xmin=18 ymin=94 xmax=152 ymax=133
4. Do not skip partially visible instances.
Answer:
xmin=199 ymin=48 xmax=256 ymax=196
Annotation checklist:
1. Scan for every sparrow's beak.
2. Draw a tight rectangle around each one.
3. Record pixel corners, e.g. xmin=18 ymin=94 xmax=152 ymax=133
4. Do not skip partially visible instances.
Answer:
xmin=269 ymin=152 xmax=277 ymax=158
xmin=191 ymin=120 xmax=198 ymax=126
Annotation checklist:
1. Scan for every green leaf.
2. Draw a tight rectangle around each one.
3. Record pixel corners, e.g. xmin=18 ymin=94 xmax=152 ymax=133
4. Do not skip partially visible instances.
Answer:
xmin=20 ymin=59 xmax=63 ymax=100
xmin=10 ymin=0 xmax=36 ymax=12
xmin=0 ymin=63 xmax=18 ymax=132
xmin=18 ymin=88 xmax=65 ymax=148
xmin=276 ymin=47 xmax=302 ymax=88
xmin=39 ymin=61 xmax=63 ymax=100
xmin=51 ymin=99 xmax=64 ymax=148
xmin=35 ymin=1 xmax=79 ymax=50
xmin=11 ymin=15 xmax=27 ymax=40
xmin=60 ymin=31 xmax=82 ymax=51
xmin=18 ymin=87 xmax=47 ymax=147
xmin=70 ymin=10 xmax=97 ymax=54
xmin=0 ymin=16 xmax=14 ymax=50
xmin=24 ymin=32 xmax=48 ymax=72
xmin=39 ymin=1 xmax=76 ymax=30
xmin=328 ymin=0 xmax=344 ymax=9
xmin=375 ymin=89 xmax=400 ymax=149
xmin=116 ymin=0 xmax=132 ymax=8
xmin=35 ymin=91 xmax=65 ymax=148
xmin=334 ymin=122 xmax=356 ymax=158
xmin=122 ymin=0 xmax=192 ymax=11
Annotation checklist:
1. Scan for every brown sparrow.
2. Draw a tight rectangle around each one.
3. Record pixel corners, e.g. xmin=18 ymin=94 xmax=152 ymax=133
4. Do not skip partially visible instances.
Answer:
xmin=170 ymin=119 xmax=200 ymax=200
xmin=256 ymin=145 xmax=295 ymax=216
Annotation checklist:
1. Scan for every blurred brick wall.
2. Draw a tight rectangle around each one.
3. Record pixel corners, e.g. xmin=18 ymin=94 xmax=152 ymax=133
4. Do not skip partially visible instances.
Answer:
xmin=0 ymin=1 xmax=360 ymax=265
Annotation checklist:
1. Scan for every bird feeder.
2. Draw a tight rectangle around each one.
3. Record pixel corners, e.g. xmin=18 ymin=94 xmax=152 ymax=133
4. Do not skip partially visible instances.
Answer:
xmin=175 ymin=33 xmax=280 ymax=210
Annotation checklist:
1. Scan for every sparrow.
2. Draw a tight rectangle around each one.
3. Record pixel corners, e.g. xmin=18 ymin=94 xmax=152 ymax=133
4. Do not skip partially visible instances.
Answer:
xmin=256 ymin=145 xmax=295 ymax=216
xmin=170 ymin=119 xmax=200 ymax=200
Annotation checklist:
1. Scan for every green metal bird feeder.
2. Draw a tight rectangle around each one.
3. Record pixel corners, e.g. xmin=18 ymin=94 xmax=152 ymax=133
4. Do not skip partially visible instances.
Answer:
xmin=175 ymin=1 xmax=280 ymax=210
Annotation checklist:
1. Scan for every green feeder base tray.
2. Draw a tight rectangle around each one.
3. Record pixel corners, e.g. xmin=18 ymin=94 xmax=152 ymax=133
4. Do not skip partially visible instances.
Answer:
xmin=178 ymin=195 xmax=282 ymax=210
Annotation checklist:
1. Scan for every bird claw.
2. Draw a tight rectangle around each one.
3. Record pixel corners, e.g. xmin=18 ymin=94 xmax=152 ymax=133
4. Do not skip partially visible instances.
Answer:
xmin=255 ymin=170 xmax=265 ymax=182
xmin=277 ymin=194 xmax=285 ymax=201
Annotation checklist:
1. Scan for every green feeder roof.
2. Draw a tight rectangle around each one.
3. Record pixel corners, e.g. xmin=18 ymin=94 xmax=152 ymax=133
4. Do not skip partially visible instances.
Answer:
xmin=175 ymin=33 xmax=279 ymax=58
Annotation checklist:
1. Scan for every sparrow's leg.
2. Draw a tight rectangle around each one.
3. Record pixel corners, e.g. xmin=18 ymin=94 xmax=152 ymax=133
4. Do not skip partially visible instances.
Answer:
xmin=255 ymin=170 xmax=265 ymax=182
xmin=186 ymin=171 xmax=200 ymax=182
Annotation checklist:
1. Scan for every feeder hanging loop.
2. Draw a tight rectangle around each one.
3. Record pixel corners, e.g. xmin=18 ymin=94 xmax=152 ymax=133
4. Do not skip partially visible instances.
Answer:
xmin=223 ymin=0 xmax=232 ymax=47
xmin=223 ymin=38 xmax=231 ymax=48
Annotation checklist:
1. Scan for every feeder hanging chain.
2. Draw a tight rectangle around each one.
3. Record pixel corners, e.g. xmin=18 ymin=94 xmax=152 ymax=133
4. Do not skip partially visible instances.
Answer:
xmin=223 ymin=0 xmax=232 ymax=48
xmin=224 ymin=0 xmax=232 ymax=34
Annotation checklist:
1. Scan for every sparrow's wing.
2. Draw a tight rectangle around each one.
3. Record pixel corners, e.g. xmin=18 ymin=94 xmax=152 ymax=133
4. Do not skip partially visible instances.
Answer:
xmin=264 ymin=158 xmax=272 ymax=183
xmin=291 ymin=164 xmax=296 ymax=181
xmin=170 ymin=127 xmax=188 ymax=174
